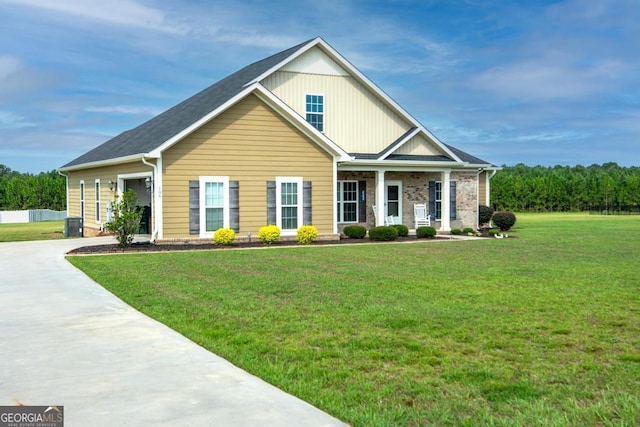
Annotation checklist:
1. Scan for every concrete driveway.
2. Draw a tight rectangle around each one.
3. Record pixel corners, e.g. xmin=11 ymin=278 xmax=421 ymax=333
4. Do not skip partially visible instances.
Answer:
xmin=0 ymin=237 xmax=346 ymax=426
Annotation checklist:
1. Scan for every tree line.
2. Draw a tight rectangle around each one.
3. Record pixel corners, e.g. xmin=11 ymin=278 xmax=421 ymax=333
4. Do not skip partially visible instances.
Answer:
xmin=491 ymin=163 xmax=640 ymax=212
xmin=2 ymin=162 xmax=639 ymax=214
xmin=0 ymin=164 xmax=66 ymax=211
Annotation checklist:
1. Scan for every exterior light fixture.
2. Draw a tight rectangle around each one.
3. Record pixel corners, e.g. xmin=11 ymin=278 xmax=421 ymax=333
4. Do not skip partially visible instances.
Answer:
xmin=108 ymin=180 xmax=116 ymax=192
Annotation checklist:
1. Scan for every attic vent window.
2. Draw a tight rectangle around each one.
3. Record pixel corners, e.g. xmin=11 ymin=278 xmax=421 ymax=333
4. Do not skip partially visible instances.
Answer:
xmin=305 ymin=94 xmax=324 ymax=132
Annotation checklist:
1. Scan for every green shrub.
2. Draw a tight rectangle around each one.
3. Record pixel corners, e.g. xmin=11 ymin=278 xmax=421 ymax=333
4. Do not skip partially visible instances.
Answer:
xmin=296 ymin=225 xmax=319 ymax=244
xmin=104 ymin=189 xmax=143 ymax=247
xmin=479 ymin=205 xmax=494 ymax=226
xmin=462 ymin=227 xmax=474 ymax=234
xmin=258 ymin=225 xmax=281 ymax=245
xmin=368 ymin=226 xmax=398 ymax=241
xmin=213 ymin=228 xmax=236 ymax=246
xmin=343 ymin=225 xmax=367 ymax=239
xmin=416 ymin=226 xmax=437 ymax=239
xmin=450 ymin=228 xmax=462 ymax=235
xmin=391 ymin=224 xmax=409 ymax=237
xmin=492 ymin=211 xmax=517 ymax=231
xmin=488 ymin=229 xmax=501 ymax=236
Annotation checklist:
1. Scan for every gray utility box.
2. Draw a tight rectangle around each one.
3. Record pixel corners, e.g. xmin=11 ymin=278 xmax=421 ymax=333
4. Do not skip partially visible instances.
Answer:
xmin=64 ymin=217 xmax=83 ymax=238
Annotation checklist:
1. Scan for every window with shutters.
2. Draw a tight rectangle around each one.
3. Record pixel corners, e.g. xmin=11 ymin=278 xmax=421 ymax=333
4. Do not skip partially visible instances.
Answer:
xmin=337 ymin=181 xmax=358 ymax=223
xmin=199 ymin=176 xmax=229 ymax=237
xmin=276 ymin=177 xmax=303 ymax=232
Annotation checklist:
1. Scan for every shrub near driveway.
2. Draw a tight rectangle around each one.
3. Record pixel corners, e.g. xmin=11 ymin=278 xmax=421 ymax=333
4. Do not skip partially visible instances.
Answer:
xmin=68 ymin=214 xmax=640 ymax=426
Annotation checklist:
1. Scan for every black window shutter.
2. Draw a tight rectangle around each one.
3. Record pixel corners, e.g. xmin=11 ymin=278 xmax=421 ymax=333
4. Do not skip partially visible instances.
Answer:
xmin=358 ymin=180 xmax=367 ymax=223
xmin=267 ymin=181 xmax=276 ymax=225
xmin=450 ymin=181 xmax=457 ymax=220
xmin=189 ymin=180 xmax=199 ymax=235
xmin=230 ymin=181 xmax=239 ymax=232
xmin=428 ymin=181 xmax=436 ymax=216
xmin=303 ymin=181 xmax=312 ymax=225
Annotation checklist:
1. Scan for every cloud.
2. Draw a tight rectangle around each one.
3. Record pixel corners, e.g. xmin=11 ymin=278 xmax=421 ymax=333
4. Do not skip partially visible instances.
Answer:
xmin=0 ymin=0 xmax=185 ymax=33
xmin=85 ymin=105 xmax=163 ymax=116
xmin=0 ymin=110 xmax=35 ymax=129
xmin=0 ymin=55 xmax=60 ymax=100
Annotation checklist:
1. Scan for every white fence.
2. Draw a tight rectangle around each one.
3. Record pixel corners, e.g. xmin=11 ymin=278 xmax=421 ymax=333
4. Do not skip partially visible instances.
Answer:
xmin=0 ymin=209 xmax=67 ymax=224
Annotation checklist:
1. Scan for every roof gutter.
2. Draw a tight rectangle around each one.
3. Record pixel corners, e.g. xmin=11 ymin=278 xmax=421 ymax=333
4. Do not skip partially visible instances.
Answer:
xmin=57 ymin=170 xmax=69 ymax=217
xmin=58 ymin=154 xmax=145 ymax=172
xmin=141 ymin=156 xmax=159 ymax=241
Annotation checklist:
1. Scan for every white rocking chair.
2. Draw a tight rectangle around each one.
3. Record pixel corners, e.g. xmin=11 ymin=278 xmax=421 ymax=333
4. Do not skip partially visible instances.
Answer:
xmin=414 ymin=203 xmax=431 ymax=228
xmin=372 ymin=205 xmax=395 ymax=226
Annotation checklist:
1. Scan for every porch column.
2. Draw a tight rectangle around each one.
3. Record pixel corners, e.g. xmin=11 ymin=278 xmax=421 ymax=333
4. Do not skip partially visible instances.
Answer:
xmin=375 ymin=170 xmax=385 ymax=226
xmin=441 ymin=170 xmax=451 ymax=232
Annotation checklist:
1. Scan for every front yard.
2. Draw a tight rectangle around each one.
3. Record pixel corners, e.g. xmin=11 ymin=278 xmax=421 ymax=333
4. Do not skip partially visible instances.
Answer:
xmin=0 ymin=220 xmax=65 ymax=242
xmin=68 ymin=213 xmax=640 ymax=426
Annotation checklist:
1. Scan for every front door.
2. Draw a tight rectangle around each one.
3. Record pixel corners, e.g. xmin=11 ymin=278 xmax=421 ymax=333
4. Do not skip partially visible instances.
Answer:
xmin=123 ymin=178 xmax=152 ymax=234
xmin=385 ymin=181 xmax=402 ymax=224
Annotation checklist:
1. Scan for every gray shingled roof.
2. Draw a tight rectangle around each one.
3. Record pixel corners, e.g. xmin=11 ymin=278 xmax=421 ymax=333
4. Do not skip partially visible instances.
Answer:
xmin=62 ymin=37 xmax=494 ymax=170
xmin=444 ymin=144 xmax=493 ymax=165
xmin=61 ymin=39 xmax=315 ymax=168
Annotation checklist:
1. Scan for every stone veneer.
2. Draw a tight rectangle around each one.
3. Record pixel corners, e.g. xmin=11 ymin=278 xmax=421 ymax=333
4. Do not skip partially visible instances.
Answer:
xmin=337 ymin=170 xmax=479 ymax=231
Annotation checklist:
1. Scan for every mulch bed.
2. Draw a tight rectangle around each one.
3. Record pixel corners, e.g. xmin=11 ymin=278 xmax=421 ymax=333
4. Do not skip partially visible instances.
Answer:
xmin=66 ymin=235 xmax=456 ymax=255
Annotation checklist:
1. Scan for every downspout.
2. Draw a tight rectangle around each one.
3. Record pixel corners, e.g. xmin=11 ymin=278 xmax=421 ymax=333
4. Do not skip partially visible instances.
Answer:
xmin=57 ymin=170 xmax=69 ymax=218
xmin=141 ymin=156 xmax=158 ymax=241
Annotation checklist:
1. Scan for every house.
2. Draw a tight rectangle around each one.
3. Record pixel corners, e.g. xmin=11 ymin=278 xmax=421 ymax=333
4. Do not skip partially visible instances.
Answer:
xmin=59 ymin=37 xmax=497 ymax=241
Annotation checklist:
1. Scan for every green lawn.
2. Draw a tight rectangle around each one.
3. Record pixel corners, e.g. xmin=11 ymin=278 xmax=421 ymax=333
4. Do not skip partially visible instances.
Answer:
xmin=68 ymin=213 xmax=640 ymax=426
xmin=0 ymin=220 xmax=65 ymax=242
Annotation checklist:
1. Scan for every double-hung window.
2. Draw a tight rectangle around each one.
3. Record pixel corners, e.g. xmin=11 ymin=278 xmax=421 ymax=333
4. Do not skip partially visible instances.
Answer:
xmin=305 ymin=94 xmax=324 ymax=132
xmin=434 ymin=181 xmax=442 ymax=220
xmin=94 ymin=179 xmax=100 ymax=223
xmin=276 ymin=177 xmax=303 ymax=232
xmin=199 ymin=176 xmax=229 ymax=237
xmin=337 ymin=181 xmax=358 ymax=223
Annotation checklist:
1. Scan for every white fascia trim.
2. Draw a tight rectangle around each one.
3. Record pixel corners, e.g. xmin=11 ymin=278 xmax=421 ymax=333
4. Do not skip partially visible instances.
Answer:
xmin=146 ymin=82 xmax=352 ymax=162
xmin=340 ymin=160 xmax=462 ymax=170
xmin=244 ymin=37 xmax=463 ymax=163
xmin=58 ymin=154 xmax=145 ymax=172
xmin=252 ymin=86 xmax=352 ymax=161
xmin=378 ymin=127 xmax=421 ymax=160
xmin=147 ymin=85 xmax=260 ymax=158
xmin=303 ymin=39 xmax=464 ymax=163
xmin=244 ymin=37 xmax=323 ymax=87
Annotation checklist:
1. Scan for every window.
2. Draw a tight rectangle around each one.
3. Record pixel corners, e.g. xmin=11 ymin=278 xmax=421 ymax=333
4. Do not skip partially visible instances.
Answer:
xmin=199 ymin=176 xmax=229 ymax=237
xmin=94 ymin=179 xmax=100 ymax=223
xmin=337 ymin=181 xmax=358 ymax=223
xmin=276 ymin=177 xmax=303 ymax=231
xmin=79 ymin=180 xmax=85 ymax=220
xmin=434 ymin=181 xmax=442 ymax=220
xmin=305 ymin=94 xmax=324 ymax=132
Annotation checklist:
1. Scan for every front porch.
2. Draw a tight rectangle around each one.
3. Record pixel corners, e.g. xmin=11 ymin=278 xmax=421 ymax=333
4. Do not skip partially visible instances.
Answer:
xmin=336 ymin=169 xmax=479 ymax=233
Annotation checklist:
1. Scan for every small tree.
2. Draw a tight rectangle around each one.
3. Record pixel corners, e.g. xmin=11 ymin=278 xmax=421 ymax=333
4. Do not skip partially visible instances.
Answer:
xmin=105 ymin=189 xmax=143 ymax=247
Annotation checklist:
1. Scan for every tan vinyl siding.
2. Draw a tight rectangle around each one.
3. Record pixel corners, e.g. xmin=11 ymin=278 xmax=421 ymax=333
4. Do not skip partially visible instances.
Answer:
xmin=262 ymin=70 xmax=411 ymax=153
xmin=67 ymin=162 xmax=153 ymax=235
xmin=479 ymin=171 xmax=488 ymax=205
xmin=394 ymin=134 xmax=444 ymax=156
xmin=162 ymin=94 xmax=334 ymax=239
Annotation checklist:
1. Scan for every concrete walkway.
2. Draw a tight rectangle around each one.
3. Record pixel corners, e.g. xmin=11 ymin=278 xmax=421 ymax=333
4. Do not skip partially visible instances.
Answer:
xmin=0 ymin=237 xmax=346 ymax=426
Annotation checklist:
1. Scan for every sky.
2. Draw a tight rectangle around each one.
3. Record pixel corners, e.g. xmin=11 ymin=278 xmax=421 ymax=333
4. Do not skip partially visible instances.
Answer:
xmin=0 ymin=0 xmax=638 ymax=174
